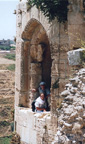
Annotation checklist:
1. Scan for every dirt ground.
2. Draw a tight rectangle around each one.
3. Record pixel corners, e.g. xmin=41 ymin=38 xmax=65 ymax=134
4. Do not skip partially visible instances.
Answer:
xmin=0 ymin=57 xmax=15 ymax=64
xmin=0 ymin=51 xmax=15 ymax=64
xmin=0 ymin=52 xmax=15 ymax=137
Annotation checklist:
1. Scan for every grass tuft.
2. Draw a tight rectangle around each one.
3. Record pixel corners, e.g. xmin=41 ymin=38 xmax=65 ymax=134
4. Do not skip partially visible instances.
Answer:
xmin=4 ymin=54 xmax=15 ymax=61
xmin=6 ymin=64 xmax=15 ymax=71
xmin=0 ymin=135 xmax=12 ymax=144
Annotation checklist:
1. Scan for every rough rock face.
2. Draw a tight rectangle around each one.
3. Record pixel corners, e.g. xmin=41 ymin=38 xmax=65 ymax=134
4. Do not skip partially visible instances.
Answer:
xmin=52 ymin=69 xmax=85 ymax=144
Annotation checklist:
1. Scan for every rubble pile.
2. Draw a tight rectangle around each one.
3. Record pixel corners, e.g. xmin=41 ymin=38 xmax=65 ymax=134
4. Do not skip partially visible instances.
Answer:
xmin=53 ymin=69 xmax=85 ymax=144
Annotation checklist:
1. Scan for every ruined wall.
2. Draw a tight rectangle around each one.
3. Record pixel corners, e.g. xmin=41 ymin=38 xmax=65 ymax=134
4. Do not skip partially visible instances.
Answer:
xmin=15 ymin=0 xmax=85 ymax=143
xmin=68 ymin=0 xmax=85 ymax=50
xmin=15 ymin=108 xmax=57 ymax=144
xmin=15 ymin=68 xmax=85 ymax=144
xmin=52 ymin=69 xmax=85 ymax=144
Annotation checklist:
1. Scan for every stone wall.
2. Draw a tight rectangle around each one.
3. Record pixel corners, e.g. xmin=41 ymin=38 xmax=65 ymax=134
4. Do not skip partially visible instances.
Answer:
xmin=52 ymin=68 xmax=85 ymax=144
xmin=15 ymin=68 xmax=85 ymax=144
xmin=68 ymin=0 xmax=85 ymax=50
xmin=15 ymin=108 xmax=57 ymax=144
xmin=15 ymin=0 xmax=85 ymax=143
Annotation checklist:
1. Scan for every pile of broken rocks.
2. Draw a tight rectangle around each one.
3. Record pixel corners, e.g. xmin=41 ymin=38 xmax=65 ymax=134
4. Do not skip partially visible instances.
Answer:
xmin=52 ymin=68 xmax=85 ymax=144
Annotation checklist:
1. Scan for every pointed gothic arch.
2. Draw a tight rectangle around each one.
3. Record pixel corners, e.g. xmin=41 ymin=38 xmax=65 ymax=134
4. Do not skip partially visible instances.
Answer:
xmin=19 ymin=18 xmax=52 ymax=108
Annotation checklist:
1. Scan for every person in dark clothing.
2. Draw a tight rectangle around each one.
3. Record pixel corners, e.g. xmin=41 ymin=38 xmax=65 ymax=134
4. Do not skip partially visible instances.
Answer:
xmin=32 ymin=81 xmax=51 ymax=111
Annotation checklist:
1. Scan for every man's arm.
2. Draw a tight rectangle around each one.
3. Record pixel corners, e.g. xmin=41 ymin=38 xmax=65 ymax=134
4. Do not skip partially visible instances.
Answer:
xmin=36 ymin=107 xmax=46 ymax=111
xmin=46 ymin=89 xmax=51 ymax=98
xmin=31 ymin=88 xmax=38 ymax=92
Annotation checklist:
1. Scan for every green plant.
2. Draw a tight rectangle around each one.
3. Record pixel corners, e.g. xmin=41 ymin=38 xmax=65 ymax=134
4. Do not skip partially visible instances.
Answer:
xmin=0 ymin=136 xmax=12 ymax=144
xmin=0 ymin=120 xmax=10 ymax=127
xmin=0 ymin=45 xmax=11 ymax=50
xmin=10 ymin=46 xmax=16 ymax=50
xmin=0 ymin=45 xmax=15 ymax=50
xmin=7 ymin=64 xmax=15 ymax=71
xmin=28 ymin=0 xmax=69 ymax=22
xmin=58 ymin=103 xmax=62 ymax=110
xmin=0 ymin=108 xmax=8 ymax=117
xmin=82 ymin=49 xmax=85 ymax=62
xmin=77 ymin=38 xmax=85 ymax=64
xmin=52 ymin=78 xmax=59 ymax=89
xmin=80 ymin=40 xmax=85 ymax=48
xmin=10 ymin=122 xmax=14 ymax=132
xmin=4 ymin=54 xmax=15 ymax=61
xmin=11 ymin=109 xmax=15 ymax=121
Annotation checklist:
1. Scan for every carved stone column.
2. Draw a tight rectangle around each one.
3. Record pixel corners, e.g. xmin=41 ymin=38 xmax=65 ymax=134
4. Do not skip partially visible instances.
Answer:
xmin=15 ymin=40 xmax=30 ymax=107
xmin=29 ymin=63 xmax=42 ymax=108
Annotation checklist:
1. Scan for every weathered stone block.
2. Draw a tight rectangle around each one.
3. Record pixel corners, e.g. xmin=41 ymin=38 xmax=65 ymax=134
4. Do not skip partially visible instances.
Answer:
xmin=67 ymin=48 xmax=84 ymax=65
xmin=68 ymin=12 xmax=84 ymax=25
xmin=15 ymin=73 xmax=28 ymax=91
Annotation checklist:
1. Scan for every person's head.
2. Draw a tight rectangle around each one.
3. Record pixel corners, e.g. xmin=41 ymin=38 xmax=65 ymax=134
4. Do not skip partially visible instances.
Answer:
xmin=40 ymin=93 xmax=45 ymax=100
xmin=39 ymin=82 xmax=46 ymax=90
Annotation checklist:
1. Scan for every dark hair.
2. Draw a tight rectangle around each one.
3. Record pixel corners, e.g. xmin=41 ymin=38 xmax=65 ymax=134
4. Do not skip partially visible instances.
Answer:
xmin=40 ymin=92 xmax=44 ymax=95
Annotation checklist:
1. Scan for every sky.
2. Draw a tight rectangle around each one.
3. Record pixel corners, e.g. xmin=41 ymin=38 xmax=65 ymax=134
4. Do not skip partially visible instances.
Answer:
xmin=0 ymin=0 xmax=19 ymax=40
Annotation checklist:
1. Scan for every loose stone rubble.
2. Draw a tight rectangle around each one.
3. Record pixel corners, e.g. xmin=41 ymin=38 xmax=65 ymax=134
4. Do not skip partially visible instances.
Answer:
xmin=52 ymin=68 xmax=85 ymax=144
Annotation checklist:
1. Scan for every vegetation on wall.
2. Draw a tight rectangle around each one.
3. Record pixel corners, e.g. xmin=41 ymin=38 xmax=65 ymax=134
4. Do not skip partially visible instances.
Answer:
xmin=28 ymin=0 xmax=69 ymax=22
xmin=81 ymin=41 xmax=85 ymax=63
xmin=81 ymin=49 xmax=85 ymax=64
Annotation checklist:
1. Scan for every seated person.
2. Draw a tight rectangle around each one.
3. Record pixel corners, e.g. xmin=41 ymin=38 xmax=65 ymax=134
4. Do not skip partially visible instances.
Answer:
xmin=35 ymin=93 xmax=46 ymax=113
xmin=32 ymin=81 xmax=51 ymax=111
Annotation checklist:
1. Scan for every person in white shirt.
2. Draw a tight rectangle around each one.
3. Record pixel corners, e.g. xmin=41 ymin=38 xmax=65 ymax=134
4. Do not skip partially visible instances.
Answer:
xmin=32 ymin=81 xmax=50 ymax=111
xmin=35 ymin=93 xmax=46 ymax=113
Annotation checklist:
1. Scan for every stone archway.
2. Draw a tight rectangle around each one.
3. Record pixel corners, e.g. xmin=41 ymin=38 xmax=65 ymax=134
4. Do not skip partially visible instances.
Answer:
xmin=20 ymin=18 xmax=52 ymax=108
